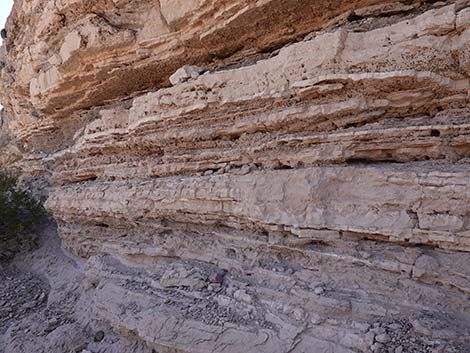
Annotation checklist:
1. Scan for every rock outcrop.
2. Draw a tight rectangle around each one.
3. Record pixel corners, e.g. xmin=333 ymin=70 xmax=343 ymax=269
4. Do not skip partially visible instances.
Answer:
xmin=1 ymin=0 xmax=470 ymax=352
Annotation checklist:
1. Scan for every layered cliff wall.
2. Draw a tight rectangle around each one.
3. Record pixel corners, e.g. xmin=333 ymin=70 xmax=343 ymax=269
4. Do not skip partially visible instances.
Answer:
xmin=1 ymin=1 xmax=470 ymax=352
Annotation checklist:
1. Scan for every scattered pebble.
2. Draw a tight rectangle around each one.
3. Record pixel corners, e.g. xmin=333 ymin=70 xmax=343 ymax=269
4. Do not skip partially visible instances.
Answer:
xmin=375 ymin=333 xmax=391 ymax=344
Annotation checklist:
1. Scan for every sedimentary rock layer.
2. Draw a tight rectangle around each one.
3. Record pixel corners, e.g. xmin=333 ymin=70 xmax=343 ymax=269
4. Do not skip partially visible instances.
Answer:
xmin=40 ymin=3 xmax=470 ymax=181
xmin=48 ymin=164 xmax=470 ymax=253
xmin=1 ymin=0 xmax=432 ymax=152
xmin=1 ymin=0 xmax=470 ymax=352
xmin=41 ymin=3 xmax=470 ymax=252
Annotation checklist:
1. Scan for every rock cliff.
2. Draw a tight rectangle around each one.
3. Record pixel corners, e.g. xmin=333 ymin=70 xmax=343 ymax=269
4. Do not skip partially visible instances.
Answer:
xmin=1 ymin=1 xmax=470 ymax=352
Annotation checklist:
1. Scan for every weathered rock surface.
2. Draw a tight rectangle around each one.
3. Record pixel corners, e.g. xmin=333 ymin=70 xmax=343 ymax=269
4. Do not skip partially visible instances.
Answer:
xmin=1 ymin=0 xmax=470 ymax=352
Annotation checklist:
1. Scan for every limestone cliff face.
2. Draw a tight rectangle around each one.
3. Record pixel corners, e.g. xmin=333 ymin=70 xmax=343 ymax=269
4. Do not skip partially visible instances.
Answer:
xmin=1 ymin=1 xmax=470 ymax=352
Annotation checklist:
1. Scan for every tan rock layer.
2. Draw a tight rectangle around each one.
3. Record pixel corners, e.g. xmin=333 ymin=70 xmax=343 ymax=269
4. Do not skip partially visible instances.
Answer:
xmin=47 ymin=164 xmax=470 ymax=252
xmin=1 ymin=0 xmax=425 ymax=152
xmin=30 ymin=3 xmax=469 ymax=184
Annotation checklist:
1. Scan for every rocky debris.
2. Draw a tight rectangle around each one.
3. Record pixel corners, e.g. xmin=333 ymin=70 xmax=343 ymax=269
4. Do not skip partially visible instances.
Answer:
xmin=76 ymin=249 xmax=470 ymax=353
xmin=0 ymin=266 xmax=48 ymax=334
xmin=1 ymin=226 xmax=470 ymax=353
xmin=362 ymin=318 xmax=467 ymax=353
xmin=0 ymin=225 xmax=155 ymax=353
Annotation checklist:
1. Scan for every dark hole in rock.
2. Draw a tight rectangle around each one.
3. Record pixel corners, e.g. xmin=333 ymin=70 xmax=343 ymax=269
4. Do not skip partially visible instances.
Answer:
xmin=94 ymin=331 xmax=105 ymax=342
xmin=275 ymin=164 xmax=293 ymax=170
xmin=347 ymin=12 xmax=363 ymax=22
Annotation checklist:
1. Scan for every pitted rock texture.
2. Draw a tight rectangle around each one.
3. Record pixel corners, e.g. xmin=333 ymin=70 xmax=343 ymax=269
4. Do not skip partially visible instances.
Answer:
xmin=1 ymin=0 xmax=470 ymax=352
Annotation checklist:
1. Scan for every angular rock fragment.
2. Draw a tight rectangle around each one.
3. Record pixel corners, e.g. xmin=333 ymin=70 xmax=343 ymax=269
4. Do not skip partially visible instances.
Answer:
xmin=169 ymin=65 xmax=206 ymax=85
xmin=160 ymin=263 xmax=208 ymax=290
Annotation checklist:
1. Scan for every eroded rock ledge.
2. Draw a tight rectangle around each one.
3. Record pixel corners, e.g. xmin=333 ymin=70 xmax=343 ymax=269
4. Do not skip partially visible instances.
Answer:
xmin=1 ymin=1 xmax=470 ymax=352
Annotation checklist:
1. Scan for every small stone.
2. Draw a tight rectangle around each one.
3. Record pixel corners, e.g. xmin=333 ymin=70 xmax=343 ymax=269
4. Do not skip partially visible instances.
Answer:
xmin=352 ymin=322 xmax=371 ymax=333
xmin=431 ymin=344 xmax=448 ymax=353
xmin=395 ymin=346 xmax=403 ymax=353
xmin=209 ymin=270 xmax=225 ymax=284
xmin=160 ymin=264 xmax=207 ymax=290
xmin=310 ymin=313 xmax=323 ymax=325
xmin=169 ymin=65 xmax=205 ymax=85
xmin=359 ymin=251 xmax=371 ymax=259
xmin=375 ymin=333 xmax=391 ymax=344
xmin=387 ymin=323 xmax=402 ymax=331
xmin=365 ymin=332 xmax=376 ymax=346
xmin=326 ymin=319 xmax=339 ymax=326
xmin=23 ymin=302 xmax=36 ymax=310
xmin=410 ymin=317 xmax=433 ymax=336
xmin=94 ymin=330 xmax=105 ymax=342
xmin=207 ymin=283 xmax=220 ymax=291
xmin=217 ymin=296 xmax=232 ymax=306
xmin=370 ymin=343 xmax=384 ymax=353
xmin=371 ymin=327 xmax=386 ymax=335
xmin=37 ymin=292 xmax=46 ymax=303
xmin=234 ymin=289 xmax=253 ymax=304
xmin=238 ymin=165 xmax=252 ymax=175
xmin=292 ymin=307 xmax=304 ymax=320
xmin=314 ymin=287 xmax=324 ymax=295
